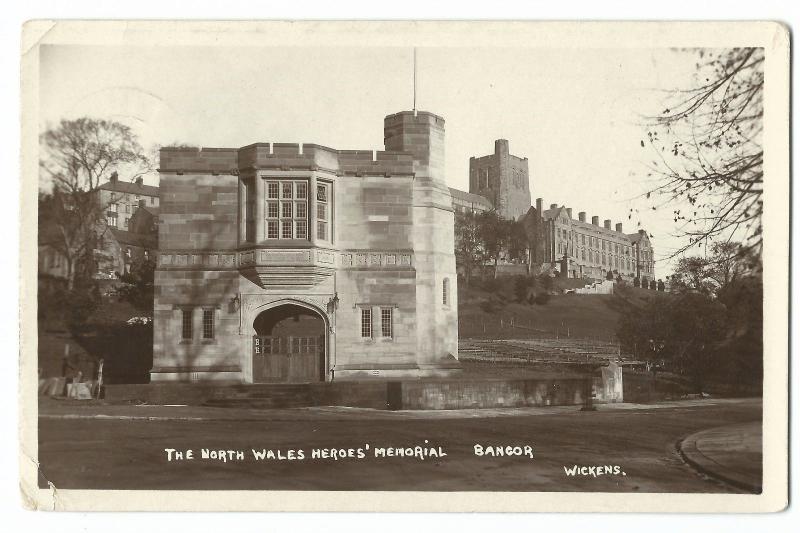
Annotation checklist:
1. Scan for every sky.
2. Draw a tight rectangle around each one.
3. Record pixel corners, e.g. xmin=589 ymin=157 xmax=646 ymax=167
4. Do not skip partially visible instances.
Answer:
xmin=39 ymin=44 xmax=705 ymax=275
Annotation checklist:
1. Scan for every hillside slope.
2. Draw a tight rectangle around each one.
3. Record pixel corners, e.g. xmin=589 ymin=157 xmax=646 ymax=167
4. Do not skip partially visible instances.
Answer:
xmin=458 ymin=277 xmax=655 ymax=341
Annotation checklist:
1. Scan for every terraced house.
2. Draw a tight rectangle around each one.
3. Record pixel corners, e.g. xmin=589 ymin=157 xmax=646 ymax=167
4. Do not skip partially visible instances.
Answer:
xmin=152 ymin=110 xmax=459 ymax=384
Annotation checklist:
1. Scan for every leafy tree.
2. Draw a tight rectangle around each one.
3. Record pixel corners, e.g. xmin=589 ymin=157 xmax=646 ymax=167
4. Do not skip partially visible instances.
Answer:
xmin=617 ymin=291 xmax=727 ymax=391
xmin=640 ymin=48 xmax=764 ymax=257
xmin=606 ymin=270 xmax=614 ymax=281
xmin=670 ymin=241 xmax=760 ymax=296
xmin=536 ymin=272 xmax=554 ymax=293
xmin=513 ymin=276 xmax=529 ymax=303
xmin=633 ymin=276 xmax=641 ymax=288
xmin=657 ymin=279 xmax=666 ymax=291
xmin=506 ymin=220 xmax=529 ymax=263
xmin=715 ymin=274 xmax=763 ymax=390
xmin=116 ymin=256 xmax=156 ymax=314
xmin=454 ymin=210 xmax=482 ymax=287
xmin=477 ymin=210 xmax=507 ymax=277
xmin=618 ymin=272 xmax=762 ymax=393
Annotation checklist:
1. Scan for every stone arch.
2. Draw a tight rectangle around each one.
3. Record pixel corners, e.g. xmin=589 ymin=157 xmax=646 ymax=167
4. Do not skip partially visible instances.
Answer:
xmin=249 ymin=299 xmax=329 ymax=383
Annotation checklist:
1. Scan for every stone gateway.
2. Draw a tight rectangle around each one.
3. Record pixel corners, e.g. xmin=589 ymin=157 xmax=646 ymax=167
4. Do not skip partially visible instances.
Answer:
xmin=152 ymin=111 xmax=459 ymax=383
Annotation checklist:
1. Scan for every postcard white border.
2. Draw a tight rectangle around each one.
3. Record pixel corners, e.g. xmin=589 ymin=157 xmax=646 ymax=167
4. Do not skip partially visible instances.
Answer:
xmin=18 ymin=20 xmax=790 ymax=513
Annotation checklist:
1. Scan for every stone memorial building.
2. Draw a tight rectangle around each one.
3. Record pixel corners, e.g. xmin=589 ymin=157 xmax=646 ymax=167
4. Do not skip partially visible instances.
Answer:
xmin=152 ymin=111 xmax=459 ymax=383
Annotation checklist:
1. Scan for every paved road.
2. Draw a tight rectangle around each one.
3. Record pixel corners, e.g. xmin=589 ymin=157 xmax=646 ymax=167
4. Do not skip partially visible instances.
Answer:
xmin=38 ymin=398 xmax=761 ymax=492
xmin=678 ymin=421 xmax=762 ymax=492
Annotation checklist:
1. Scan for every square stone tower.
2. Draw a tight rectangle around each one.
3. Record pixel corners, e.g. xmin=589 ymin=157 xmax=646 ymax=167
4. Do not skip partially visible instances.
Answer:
xmin=468 ymin=139 xmax=531 ymax=220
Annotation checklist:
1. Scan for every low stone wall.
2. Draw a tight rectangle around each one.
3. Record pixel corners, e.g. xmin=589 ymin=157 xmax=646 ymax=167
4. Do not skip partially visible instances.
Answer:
xmin=400 ymin=378 xmax=586 ymax=410
xmin=104 ymin=382 xmax=236 ymax=405
xmin=308 ymin=382 xmax=390 ymax=410
xmin=105 ymin=371 xmax=623 ymax=410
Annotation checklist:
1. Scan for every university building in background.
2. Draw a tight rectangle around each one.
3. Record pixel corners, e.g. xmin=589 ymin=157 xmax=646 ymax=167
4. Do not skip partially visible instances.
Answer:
xmin=448 ymin=140 xmax=657 ymax=283
xmin=152 ymin=110 xmax=459 ymax=383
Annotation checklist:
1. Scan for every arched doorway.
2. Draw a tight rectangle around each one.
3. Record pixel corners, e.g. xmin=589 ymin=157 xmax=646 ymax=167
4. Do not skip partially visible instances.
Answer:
xmin=252 ymin=303 xmax=326 ymax=383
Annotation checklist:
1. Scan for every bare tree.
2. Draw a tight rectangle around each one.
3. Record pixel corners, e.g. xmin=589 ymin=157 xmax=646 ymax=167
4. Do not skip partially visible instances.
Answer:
xmin=641 ymin=48 xmax=763 ymax=258
xmin=39 ymin=118 xmax=151 ymax=290
xmin=40 ymin=118 xmax=151 ymax=193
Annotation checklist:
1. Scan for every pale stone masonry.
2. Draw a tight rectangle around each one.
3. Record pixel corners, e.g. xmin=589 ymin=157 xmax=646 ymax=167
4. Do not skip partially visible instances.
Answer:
xmin=152 ymin=110 xmax=459 ymax=383
xmin=468 ymin=139 xmax=531 ymax=221
xmin=538 ymin=202 xmax=656 ymax=282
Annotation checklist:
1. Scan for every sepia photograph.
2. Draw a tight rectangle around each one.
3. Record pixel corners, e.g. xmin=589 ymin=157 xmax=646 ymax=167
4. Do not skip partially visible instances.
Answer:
xmin=18 ymin=20 xmax=789 ymax=513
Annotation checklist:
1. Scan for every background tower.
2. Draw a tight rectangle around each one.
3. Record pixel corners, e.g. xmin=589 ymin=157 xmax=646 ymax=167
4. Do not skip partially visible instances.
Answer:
xmin=468 ymin=139 xmax=531 ymax=220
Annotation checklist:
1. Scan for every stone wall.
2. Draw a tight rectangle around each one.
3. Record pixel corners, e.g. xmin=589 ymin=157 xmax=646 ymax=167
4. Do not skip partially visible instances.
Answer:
xmin=158 ymin=172 xmax=239 ymax=251
xmin=152 ymin=110 xmax=460 ymax=383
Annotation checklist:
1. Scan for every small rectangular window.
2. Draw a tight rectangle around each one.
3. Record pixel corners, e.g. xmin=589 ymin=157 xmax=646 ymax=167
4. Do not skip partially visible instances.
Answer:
xmin=381 ymin=308 xmax=393 ymax=338
xmin=282 ymin=183 xmax=293 ymax=199
xmin=443 ymin=278 xmax=450 ymax=306
xmin=268 ymin=182 xmax=279 ymax=199
xmin=361 ymin=308 xmax=372 ymax=339
xmin=202 ymin=308 xmax=214 ymax=340
xmin=316 ymin=182 xmax=330 ymax=241
xmin=281 ymin=201 xmax=293 ymax=218
xmin=181 ymin=309 xmax=193 ymax=340
xmin=267 ymin=202 xmax=279 ymax=218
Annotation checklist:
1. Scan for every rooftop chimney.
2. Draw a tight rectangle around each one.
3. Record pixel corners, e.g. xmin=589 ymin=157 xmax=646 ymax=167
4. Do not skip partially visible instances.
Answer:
xmin=550 ymin=203 xmax=558 ymax=209
xmin=495 ymin=139 xmax=509 ymax=155
xmin=615 ymin=222 xmax=623 ymax=233
xmin=110 ymin=171 xmax=118 ymax=182
xmin=604 ymin=219 xmax=612 ymax=229
xmin=566 ymin=208 xmax=573 ymax=219
xmin=536 ymin=198 xmax=543 ymax=213
xmin=591 ymin=216 xmax=599 ymax=226
xmin=578 ymin=212 xmax=586 ymax=222
xmin=135 ymin=176 xmax=143 ymax=186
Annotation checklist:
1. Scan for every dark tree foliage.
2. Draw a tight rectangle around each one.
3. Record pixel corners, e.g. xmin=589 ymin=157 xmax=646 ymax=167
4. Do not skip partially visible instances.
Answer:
xmin=454 ymin=210 xmax=482 ymax=287
xmin=513 ymin=276 xmax=529 ymax=303
xmin=477 ymin=210 xmax=508 ymax=275
xmin=617 ymin=273 xmax=762 ymax=393
xmin=506 ymin=220 xmax=529 ymax=263
xmin=640 ymin=48 xmax=763 ymax=257
xmin=670 ymin=241 xmax=760 ymax=295
xmin=606 ymin=270 xmax=614 ymax=281
xmin=116 ymin=256 xmax=156 ymax=314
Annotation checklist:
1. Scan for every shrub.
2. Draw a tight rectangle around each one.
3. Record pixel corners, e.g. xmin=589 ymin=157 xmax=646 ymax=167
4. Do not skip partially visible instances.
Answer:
xmin=514 ymin=276 xmax=528 ymax=303
xmin=534 ymin=292 xmax=550 ymax=305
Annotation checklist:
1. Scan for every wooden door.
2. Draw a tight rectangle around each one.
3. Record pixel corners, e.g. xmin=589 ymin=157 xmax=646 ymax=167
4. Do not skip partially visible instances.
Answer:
xmin=253 ymin=335 xmax=323 ymax=383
